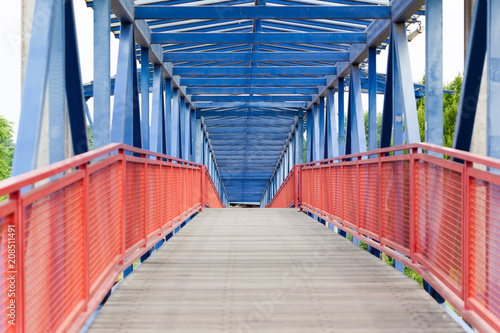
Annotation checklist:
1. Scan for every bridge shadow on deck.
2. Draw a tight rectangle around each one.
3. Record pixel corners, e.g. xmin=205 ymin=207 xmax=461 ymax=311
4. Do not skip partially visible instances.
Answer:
xmin=88 ymin=208 xmax=463 ymax=333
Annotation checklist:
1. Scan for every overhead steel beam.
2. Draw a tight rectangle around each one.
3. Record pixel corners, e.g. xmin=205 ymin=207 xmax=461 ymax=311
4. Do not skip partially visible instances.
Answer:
xmin=187 ymin=87 xmax=318 ymax=95
xmin=196 ymin=102 xmax=307 ymax=108
xmin=151 ymin=32 xmax=366 ymax=45
xmin=173 ymin=66 xmax=336 ymax=76
xmin=200 ymin=110 xmax=299 ymax=117
xmin=136 ymin=6 xmax=391 ymax=20
xmin=164 ymin=52 xmax=349 ymax=63
xmin=181 ymin=78 xmax=326 ymax=86
xmin=192 ymin=96 xmax=311 ymax=102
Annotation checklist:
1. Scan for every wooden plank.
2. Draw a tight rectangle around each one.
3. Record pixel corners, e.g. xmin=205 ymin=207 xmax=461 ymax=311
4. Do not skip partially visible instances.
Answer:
xmin=88 ymin=209 xmax=463 ymax=333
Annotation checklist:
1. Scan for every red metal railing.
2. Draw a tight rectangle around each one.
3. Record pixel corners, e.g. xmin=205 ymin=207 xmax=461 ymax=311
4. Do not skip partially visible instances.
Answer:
xmin=0 ymin=143 xmax=223 ymax=333
xmin=203 ymin=167 xmax=224 ymax=208
xmin=268 ymin=166 xmax=298 ymax=208
xmin=271 ymin=143 xmax=500 ymax=332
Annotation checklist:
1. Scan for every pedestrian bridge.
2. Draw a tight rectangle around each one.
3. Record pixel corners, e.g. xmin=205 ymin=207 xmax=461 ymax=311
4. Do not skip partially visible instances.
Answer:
xmin=5 ymin=0 xmax=500 ymax=332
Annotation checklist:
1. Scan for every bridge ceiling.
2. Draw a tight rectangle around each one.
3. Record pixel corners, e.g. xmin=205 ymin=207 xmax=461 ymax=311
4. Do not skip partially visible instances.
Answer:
xmin=84 ymin=0 xmax=423 ymax=202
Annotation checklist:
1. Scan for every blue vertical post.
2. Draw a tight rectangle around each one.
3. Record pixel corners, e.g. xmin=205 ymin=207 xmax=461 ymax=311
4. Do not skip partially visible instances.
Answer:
xmin=313 ymin=103 xmax=321 ymax=161
xmin=487 ymin=0 xmax=500 ymax=165
xmin=306 ymin=108 xmax=313 ymax=162
xmin=368 ymin=47 xmax=378 ymax=153
xmin=190 ymin=109 xmax=196 ymax=161
xmin=64 ymin=0 xmax=89 ymax=153
xmin=319 ymin=97 xmax=326 ymax=159
xmin=171 ymin=88 xmax=180 ymax=158
xmin=49 ymin=0 xmax=65 ymax=164
xmin=93 ymin=0 xmax=110 ymax=150
xmin=180 ymin=97 xmax=187 ymax=159
xmin=150 ymin=65 xmax=163 ymax=153
xmin=140 ymin=48 xmax=150 ymax=150
xmin=164 ymin=79 xmax=172 ymax=155
xmin=425 ymin=0 xmax=443 ymax=149
xmin=297 ymin=112 xmax=304 ymax=163
xmin=380 ymin=36 xmax=394 ymax=150
xmin=195 ymin=117 xmax=202 ymax=164
xmin=327 ymin=88 xmax=338 ymax=158
xmin=338 ymin=78 xmax=345 ymax=156
xmin=12 ymin=0 xmax=55 ymax=176
xmin=453 ymin=0 xmax=486 ymax=152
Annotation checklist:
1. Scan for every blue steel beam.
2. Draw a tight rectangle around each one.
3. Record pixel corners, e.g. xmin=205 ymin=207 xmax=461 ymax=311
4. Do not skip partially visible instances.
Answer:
xmin=151 ymin=33 xmax=366 ymax=44
xmin=173 ymin=67 xmax=336 ymax=76
xmin=181 ymin=78 xmax=326 ymax=86
xmin=187 ymin=87 xmax=318 ymax=95
xmin=164 ymin=52 xmax=349 ymax=63
xmin=135 ymin=6 xmax=391 ymax=20
xmin=192 ymin=96 xmax=312 ymax=102
xmin=140 ymin=48 xmax=150 ymax=150
xmin=425 ymin=0 xmax=443 ymax=148
xmin=327 ymin=88 xmax=338 ymax=158
xmin=93 ymin=0 xmax=111 ymax=150
xmin=150 ymin=64 xmax=163 ymax=153
xmin=487 ymin=0 xmax=500 ymax=163
xmin=453 ymin=0 xmax=486 ymax=153
xmin=164 ymin=78 xmax=172 ymax=155
xmin=197 ymin=102 xmax=307 ymax=108
xmin=338 ymin=78 xmax=345 ymax=156
xmin=200 ymin=110 xmax=299 ymax=117
xmin=368 ymin=47 xmax=377 ymax=153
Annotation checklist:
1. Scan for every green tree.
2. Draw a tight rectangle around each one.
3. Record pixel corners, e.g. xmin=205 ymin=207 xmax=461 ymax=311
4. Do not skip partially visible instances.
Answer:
xmin=87 ymin=125 xmax=93 ymax=150
xmin=0 ymin=116 xmax=14 ymax=201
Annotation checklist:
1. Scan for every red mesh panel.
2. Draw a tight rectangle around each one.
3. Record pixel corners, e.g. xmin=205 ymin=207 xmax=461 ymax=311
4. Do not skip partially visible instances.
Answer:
xmin=146 ymin=164 xmax=160 ymax=236
xmin=269 ymin=169 xmax=295 ymax=208
xmin=343 ymin=165 xmax=357 ymax=224
xmin=330 ymin=165 xmax=341 ymax=218
xmin=188 ymin=168 xmax=193 ymax=207
xmin=469 ymin=177 xmax=500 ymax=320
xmin=381 ymin=160 xmax=410 ymax=252
xmin=359 ymin=163 xmax=379 ymax=236
xmin=125 ymin=162 xmax=145 ymax=250
xmin=161 ymin=165 xmax=172 ymax=230
xmin=313 ymin=168 xmax=321 ymax=211
xmin=415 ymin=161 xmax=463 ymax=290
xmin=172 ymin=167 xmax=180 ymax=218
xmin=24 ymin=181 xmax=85 ymax=333
xmin=181 ymin=168 xmax=187 ymax=213
xmin=88 ymin=162 xmax=122 ymax=296
xmin=320 ymin=168 xmax=329 ymax=213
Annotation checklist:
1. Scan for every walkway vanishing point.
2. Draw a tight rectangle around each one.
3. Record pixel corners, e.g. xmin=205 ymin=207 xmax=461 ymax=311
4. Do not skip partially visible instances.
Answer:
xmin=88 ymin=209 xmax=463 ymax=333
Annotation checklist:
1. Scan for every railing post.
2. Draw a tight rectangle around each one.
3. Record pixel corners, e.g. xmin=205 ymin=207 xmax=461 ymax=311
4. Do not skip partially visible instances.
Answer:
xmin=409 ymin=148 xmax=417 ymax=263
xmin=81 ymin=162 xmax=90 ymax=311
xmin=119 ymin=148 xmax=126 ymax=264
xmin=295 ymin=165 xmax=300 ymax=208
xmin=143 ymin=153 xmax=148 ymax=246
xmin=462 ymin=160 xmax=472 ymax=310
xmin=378 ymin=153 xmax=383 ymax=248
xmin=201 ymin=165 xmax=206 ymax=210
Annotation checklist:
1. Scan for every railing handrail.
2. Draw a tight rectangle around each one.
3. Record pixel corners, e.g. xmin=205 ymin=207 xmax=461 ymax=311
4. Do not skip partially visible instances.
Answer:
xmin=0 ymin=143 xmax=203 ymax=196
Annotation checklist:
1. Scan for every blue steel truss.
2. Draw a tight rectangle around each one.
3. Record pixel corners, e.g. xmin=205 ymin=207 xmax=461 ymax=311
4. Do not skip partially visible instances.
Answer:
xmin=14 ymin=0 xmax=499 ymax=206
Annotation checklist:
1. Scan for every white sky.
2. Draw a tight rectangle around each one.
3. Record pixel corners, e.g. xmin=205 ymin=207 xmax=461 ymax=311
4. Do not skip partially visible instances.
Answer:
xmin=0 ymin=0 xmax=464 ymax=142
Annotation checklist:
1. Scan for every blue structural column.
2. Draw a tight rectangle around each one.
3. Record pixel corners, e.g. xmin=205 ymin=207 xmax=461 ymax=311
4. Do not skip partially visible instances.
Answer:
xmin=48 ymin=0 xmax=65 ymax=164
xmin=487 ymin=0 xmax=500 ymax=165
xmin=327 ymin=88 xmax=338 ymax=158
xmin=306 ymin=108 xmax=313 ymax=162
xmin=140 ymin=48 xmax=150 ymax=150
xmin=190 ymin=109 xmax=196 ymax=161
xmin=453 ymin=0 xmax=486 ymax=152
xmin=312 ymin=103 xmax=321 ymax=161
xmin=171 ymin=88 xmax=180 ymax=158
xmin=93 ymin=0 xmax=111 ymax=150
xmin=345 ymin=65 xmax=367 ymax=156
xmin=338 ymin=78 xmax=345 ymax=156
xmin=368 ymin=47 xmax=378 ymax=153
xmin=319 ymin=97 xmax=326 ymax=159
xmin=297 ymin=112 xmax=304 ymax=163
xmin=150 ymin=64 xmax=163 ymax=153
xmin=425 ymin=0 xmax=443 ymax=149
xmin=164 ymin=79 xmax=172 ymax=155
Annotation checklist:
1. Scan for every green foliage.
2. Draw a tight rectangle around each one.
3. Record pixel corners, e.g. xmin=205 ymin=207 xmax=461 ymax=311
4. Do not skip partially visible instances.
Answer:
xmin=87 ymin=125 xmax=93 ymax=150
xmin=303 ymin=137 xmax=307 ymax=163
xmin=364 ymin=111 xmax=383 ymax=149
xmin=0 ymin=117 xmax=14 ymax=201
xmin=416 ymin=74 xmax=463 ymax=148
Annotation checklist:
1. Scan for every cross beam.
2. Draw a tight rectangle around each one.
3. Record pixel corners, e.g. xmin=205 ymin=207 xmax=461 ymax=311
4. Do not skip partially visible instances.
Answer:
xmin=135 ymin=6 xmax=391 ymax=20
xmin=164 ymin=52 xmax=349 ymax=63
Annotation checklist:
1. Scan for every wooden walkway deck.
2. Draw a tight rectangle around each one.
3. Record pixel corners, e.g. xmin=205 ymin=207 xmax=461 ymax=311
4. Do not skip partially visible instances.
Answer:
xmin=88 ymin=208 xmax=463 ymax=332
